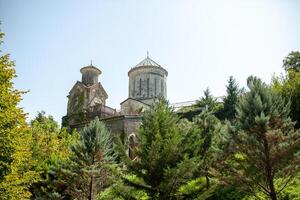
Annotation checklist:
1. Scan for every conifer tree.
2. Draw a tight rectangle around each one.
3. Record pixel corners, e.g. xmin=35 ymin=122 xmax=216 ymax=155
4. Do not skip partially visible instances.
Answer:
xmin=0 ymin=27 xmax=40 ymax=199
xmin=60 ymin=118 xmax=115 ymax=200
xmin=220 ymin=76 xmax=241 ymax=121
xmin=118 ymin=99 xmax=198 ymax=200
xmin=195 ymin=88 xmax=218 ymax=112
xmin=193 ymin=110 xmax=220 ymax=190
xmin=213 ymin=76 xmax=300 ymax=200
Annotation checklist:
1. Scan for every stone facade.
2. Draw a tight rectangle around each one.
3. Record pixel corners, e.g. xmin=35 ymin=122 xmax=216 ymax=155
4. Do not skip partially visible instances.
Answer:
xmin=127 ymin=56 xmax=168 ymax=105
xmin=63 ymin=55 xmax=168 ymax=152
xmin=62 ymin=64 xmax=116 ymax=128
xmin=121 ymin=56 xmax=168 ymax=114
xmin=120 ymin=98 xmax=150 ymax=115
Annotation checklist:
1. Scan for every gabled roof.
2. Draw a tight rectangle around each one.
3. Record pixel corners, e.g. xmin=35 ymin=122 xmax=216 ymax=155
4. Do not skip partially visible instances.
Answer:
xmin=99 ymin=82 xmax=108 ymax=98
xmin=67 ymin=81 xmax=108 ymax=99
xmin=120 ymin=97 xmax=151 ymax=106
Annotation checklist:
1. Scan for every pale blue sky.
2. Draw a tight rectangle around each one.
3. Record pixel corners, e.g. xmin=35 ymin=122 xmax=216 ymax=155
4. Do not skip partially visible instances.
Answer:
xmin=1 ymin=0 xmax=300 ymax=123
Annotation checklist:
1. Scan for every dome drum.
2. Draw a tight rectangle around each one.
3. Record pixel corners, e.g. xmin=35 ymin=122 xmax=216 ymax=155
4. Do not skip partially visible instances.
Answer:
xmin=127 ymin=56 xmax=168 ymax=102
xmin=80 ymin=65 xmax=102 ymax=86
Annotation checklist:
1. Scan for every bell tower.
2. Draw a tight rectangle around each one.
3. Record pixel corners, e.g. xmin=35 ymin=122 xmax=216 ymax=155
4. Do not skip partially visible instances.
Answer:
xmin=63 ymin=62 xmax=116 ymax=129
xmin=80 ymin=61 xmax=102 ymax=86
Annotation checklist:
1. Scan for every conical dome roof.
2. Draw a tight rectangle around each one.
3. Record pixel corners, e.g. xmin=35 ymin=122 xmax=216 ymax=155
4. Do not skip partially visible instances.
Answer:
xmin=80 ymin=63 xmax=101 ymax=75
xmin=128 ymin=54 xmax=168 ymax=76
xmin=134 ymin=56 xmax=161 ymax=68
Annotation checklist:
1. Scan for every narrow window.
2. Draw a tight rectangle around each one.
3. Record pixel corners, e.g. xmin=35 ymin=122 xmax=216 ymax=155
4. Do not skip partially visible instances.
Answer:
xmin=161 ymin=80 xmax=163 ymax=96
xmin=154 ymin=78 xmax=157 ymax=96
xmin=139 ymin=78 xmax=142 ymax=96
xmin=133 ymin=78 xmax=135 ymax=96
xmin=147 ymin=78 xmax=150 ymax=97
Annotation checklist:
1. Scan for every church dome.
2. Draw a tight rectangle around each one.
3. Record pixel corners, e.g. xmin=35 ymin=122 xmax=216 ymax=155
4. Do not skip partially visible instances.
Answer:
xmin=127 ymin=54 xmax=168 ymax=103
xmin=135 ymin=56 xmax=161 ymax=67
xmin=80 ymin=63 xmax=102 ymax=86
xmin=128 ymin=55 xmax=168 ymax=76
xmin=80 ymin=64 xmax=102 ymax=75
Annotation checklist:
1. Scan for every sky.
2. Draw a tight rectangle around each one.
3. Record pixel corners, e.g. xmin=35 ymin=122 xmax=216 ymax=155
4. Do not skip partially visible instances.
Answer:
xmin=0 ymin=0 xmax=300 ymax=123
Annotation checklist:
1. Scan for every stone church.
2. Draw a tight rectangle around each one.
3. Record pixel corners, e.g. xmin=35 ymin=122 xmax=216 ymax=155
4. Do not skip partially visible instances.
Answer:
xmin=62 ymin=55 xmax=168 ymax=144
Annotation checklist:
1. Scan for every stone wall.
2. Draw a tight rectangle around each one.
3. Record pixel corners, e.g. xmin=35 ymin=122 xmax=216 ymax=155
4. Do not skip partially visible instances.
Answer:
xmin=128 ymin=66 xmax=167 ymax=103
xmin=63 ymin=114 xmax=143 ymax=144
xmin=120 ymin=98 xmax=150 ymax=115
xmin=102 ymin=115 xmax=143 ymax=139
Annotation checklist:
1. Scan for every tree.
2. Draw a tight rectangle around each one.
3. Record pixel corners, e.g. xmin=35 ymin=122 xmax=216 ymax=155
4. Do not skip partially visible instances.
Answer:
xmin=272 ymin=51 xmax=300 ymax=128
xmin=193 ymin=110 xmax=220 ymax=190
xmin=0 ymin=27 xmax=40 ymax=199
xmin=195 ymin=88 xmax=219 ymax=112
xmin=117 ymin=99 xmax=198 ymax=200
xmin=213 ymin=76 xmax=300 ymax=200
xmin=31 ymin=110 xmax=59 ymax=132
xmin=283 ymin=51 xmax=300 ymax=72
xmin=60 ymin=118 xmax=115 ymax=200
xmin=30 ymin=111 xmax=78 ymax=199
xmin=219 ymin=76 xmax=241 ymax=121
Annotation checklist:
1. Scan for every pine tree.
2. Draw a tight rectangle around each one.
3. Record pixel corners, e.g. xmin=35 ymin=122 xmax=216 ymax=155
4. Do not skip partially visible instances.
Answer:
xmin=0 ymin=27 xmax=40 ymax=199
xmin=213 ymin=76 xmax=300 ymax=200
xmin=220 ymin=76 xmax=241 ymax=121
xmin=118 ymin=99 xmax=198 ymax=200
xmin=193 ymin=110 xmax=220 ymax=190
xmin=195 ymin=88 xmax=218 ymax=111
xmin=60 ymin=118 xmax=115 ymax=200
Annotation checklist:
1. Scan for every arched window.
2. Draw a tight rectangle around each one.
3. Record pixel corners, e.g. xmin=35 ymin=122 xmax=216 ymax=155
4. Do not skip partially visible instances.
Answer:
xmin=128 ymin=133 xmax=137 ymax=160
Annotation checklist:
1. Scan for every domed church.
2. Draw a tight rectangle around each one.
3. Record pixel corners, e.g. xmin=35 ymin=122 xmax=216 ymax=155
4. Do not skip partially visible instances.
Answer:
xmin=120 ymin=54 xmax=168 ymax=114
xmin=62 ymin=54 xmax=168 ymax=142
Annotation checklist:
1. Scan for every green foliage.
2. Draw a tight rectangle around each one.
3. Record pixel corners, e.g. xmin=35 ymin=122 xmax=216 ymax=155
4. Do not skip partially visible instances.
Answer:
xmin=219 ymin=76 xmax=242 ymax=121
xmin=272 ymin=52 xmax=300 ymax=128
xmin=178 ymin=88 xmax=222 ymax=121
xmin=31 ymin=111 xmax=59 ymax=131
xmin=116 ymin=99 xmax=199 ymax=199
xmin=213 ymin=76 xmax=300 ymax=200
xmin=207 ymin=185 xmax=247 ymax=200
xmin=0 ymin=29 xmax=24 ymax=181
xmin=195 ymin=88 xmax=222 ymax=113
xmin=97 ymin=172 xmax=150 ymax=200
xmin=178 ymin=118 xmax=203 ymax=158
xmin=59 ymin=118 xmax=115 ymax=200
xmin=283 ymin=51 xmax=300 ymax=72
xmin=193 ymin=110 xmax=220 ymax=157
xmin=0 ymin=27 xmax=40 ymax=199
xmin=179 ymin=110 xmax=221 ymax=194
xmin=30 ymin=111 xmax=78 ymax=199
xmin=279 ymin=174 xmax=300 ymax=200
xmin=177 ymin=177 xmax=218 ymax=200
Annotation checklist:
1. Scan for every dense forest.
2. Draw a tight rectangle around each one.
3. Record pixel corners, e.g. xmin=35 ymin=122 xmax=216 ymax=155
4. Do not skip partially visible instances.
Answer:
xmin=0 ymin=29 xmax=300 ymax=200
